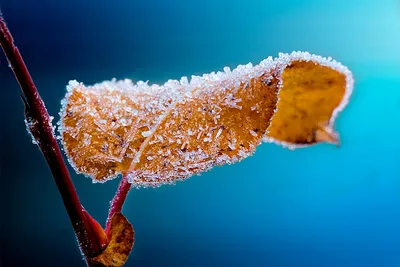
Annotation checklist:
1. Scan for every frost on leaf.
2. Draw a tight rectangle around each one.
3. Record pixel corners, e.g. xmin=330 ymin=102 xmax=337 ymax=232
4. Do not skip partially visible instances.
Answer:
xmin=89 ymin=213 xmax=134 ymax=267
xmin=59 ymin=51 xmax=353 ymax=187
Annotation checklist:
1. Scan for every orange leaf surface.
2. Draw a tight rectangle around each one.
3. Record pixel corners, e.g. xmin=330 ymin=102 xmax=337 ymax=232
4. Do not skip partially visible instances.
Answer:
xmin=89 ymin=213 xmax=134 ymax=267
xmin=59 ymin=52 xmax=353 ymax=187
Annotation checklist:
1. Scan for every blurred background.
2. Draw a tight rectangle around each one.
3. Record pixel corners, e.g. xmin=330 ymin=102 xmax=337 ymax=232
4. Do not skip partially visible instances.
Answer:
xmin=1 ymin=0 xmax=400 ymax=266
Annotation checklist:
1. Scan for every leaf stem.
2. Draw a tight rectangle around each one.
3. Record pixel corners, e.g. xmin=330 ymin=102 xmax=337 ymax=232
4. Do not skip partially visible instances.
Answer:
xmin=105 ymin=175 xmax=132 ymax=235
xmin=0 ymin=15 xmax=106 ymax=259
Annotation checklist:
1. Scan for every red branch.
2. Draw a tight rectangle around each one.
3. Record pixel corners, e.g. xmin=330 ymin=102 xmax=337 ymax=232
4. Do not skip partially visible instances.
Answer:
xmin=0 ymin=15 xmax=107 ymax=259
xmin=105 ymin=175 xmax=132 ymax=235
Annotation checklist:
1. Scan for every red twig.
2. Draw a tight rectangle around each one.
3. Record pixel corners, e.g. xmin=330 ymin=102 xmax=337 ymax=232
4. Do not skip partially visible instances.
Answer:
xmin=0 ymin=15 xmax=106 ymax=259
xmin=105 ymin=174 xmax=132 ymax=235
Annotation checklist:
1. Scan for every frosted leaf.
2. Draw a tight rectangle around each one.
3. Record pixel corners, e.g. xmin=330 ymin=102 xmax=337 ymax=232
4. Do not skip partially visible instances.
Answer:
xmin=59 ymin=51 xmax=353 ymax=186
xmin=215 ymin=128 xmax=223 ymax=139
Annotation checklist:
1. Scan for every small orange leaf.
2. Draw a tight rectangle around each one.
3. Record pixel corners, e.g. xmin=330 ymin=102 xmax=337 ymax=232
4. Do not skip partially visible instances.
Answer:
xmin=59 ymin=52 xmax=353 ymax=186
xmin=89 ymin=213 xmax=134 ymax=267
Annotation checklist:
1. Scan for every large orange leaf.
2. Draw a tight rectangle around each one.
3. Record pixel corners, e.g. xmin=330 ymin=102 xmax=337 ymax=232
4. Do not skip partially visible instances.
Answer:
xmin=59 ymin=52 xmax=353 ymax=187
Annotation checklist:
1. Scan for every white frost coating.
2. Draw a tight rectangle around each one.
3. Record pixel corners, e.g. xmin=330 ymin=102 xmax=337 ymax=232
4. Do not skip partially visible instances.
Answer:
xmin=25 ymin=114 xmax=56 ymax=145
xmin=262 ymin=51 xmax=354 ymax=150
xmin=58 ymin=77 xmax=187 ymax=183
xmin=24 ymin=118 xmax=38 ymax=145
xmin=249 ymin=130 xmax=258 ymax=137
xmin=122 ymin=57 xmax=278 ymax=188
xmin=48 ymin=116 xmax=55 ymax=134
xmin=142 ymin=131 xmax=152 ymax=137
xmin=58 ymin=51 xmax=353 ymax=186
xmin=215 ymin=128 xmax=223 ymax=139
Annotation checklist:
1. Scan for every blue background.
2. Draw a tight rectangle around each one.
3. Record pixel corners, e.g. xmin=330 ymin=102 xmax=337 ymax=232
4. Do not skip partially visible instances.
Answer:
xmin=1 ymin=0 xmax=400 ymax=266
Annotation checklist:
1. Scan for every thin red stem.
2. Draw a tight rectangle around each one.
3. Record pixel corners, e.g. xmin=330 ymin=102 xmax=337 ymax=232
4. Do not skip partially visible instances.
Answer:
xmin=0 ymin=16 xmax=105 ymax=258
xmin=105 ymin=174 xmax=132 ymax=235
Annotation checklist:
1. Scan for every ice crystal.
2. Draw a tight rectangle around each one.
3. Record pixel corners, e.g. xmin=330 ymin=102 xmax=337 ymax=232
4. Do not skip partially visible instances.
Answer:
xmin=24 ymin=118 xmax=38 ymax=145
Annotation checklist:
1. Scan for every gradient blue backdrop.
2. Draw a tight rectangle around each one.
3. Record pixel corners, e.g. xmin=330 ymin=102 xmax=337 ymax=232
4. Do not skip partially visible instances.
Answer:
xmin=1 ymin=1 xmax=400 ymax=266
